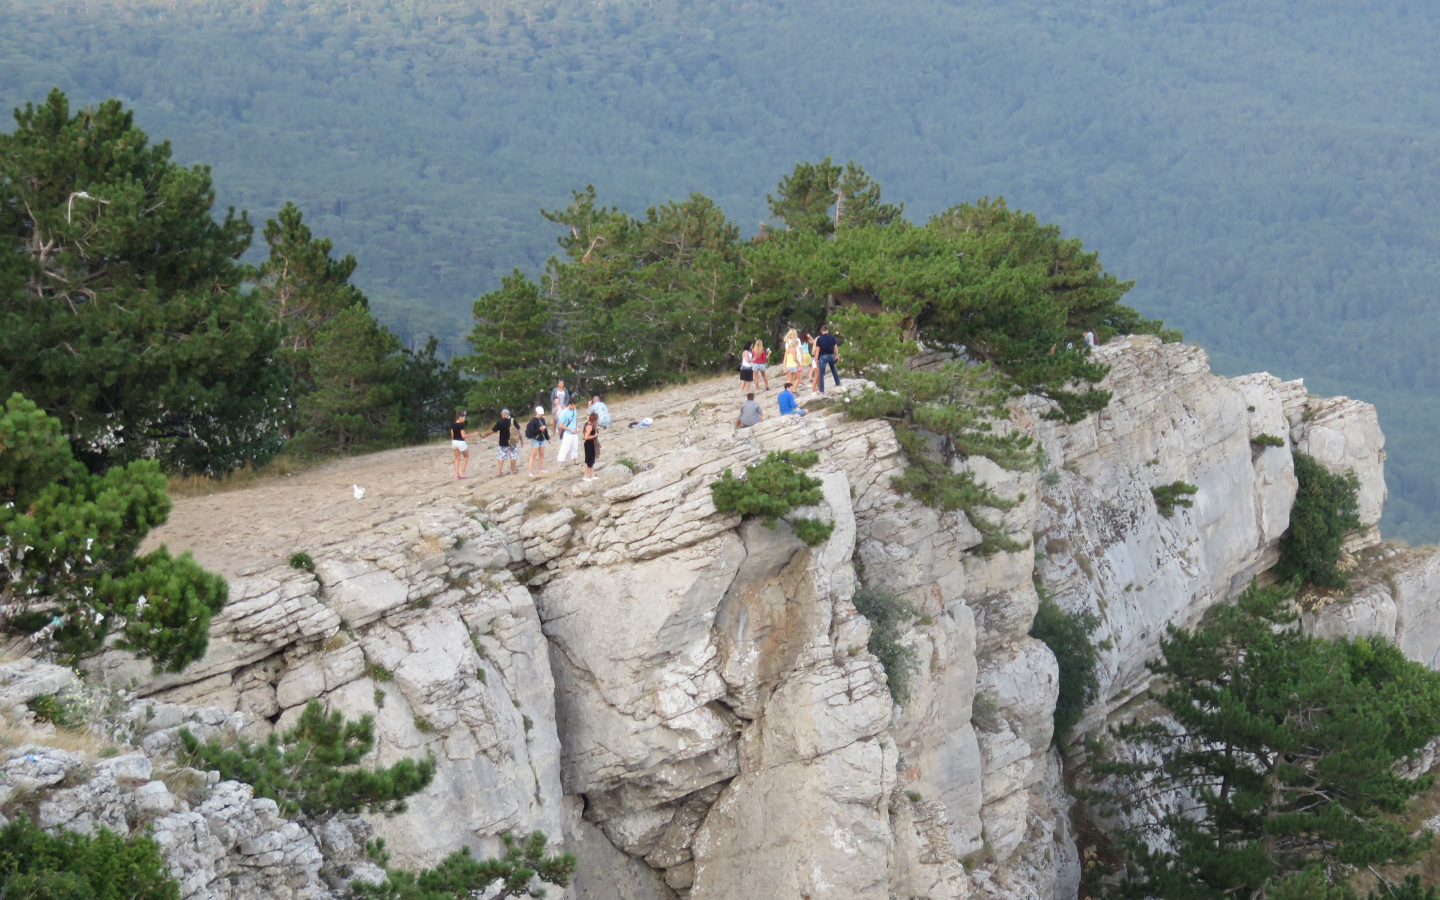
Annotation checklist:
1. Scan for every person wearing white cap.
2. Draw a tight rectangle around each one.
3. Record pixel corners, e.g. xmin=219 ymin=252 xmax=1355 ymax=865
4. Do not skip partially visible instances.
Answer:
xmin=525 ymin=406 xmax=551 ymax=477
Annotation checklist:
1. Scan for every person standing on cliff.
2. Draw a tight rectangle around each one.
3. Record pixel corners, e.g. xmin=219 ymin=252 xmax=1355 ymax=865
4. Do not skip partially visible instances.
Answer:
xmin=814 ymin=325 xmax=840 ymax=393
xmin=477 ymin=408 xmax=519 ymax=478
xmin=782 ymin=329 xmax=801 ymax=390
xmin=556 ymin=399 xmax=582 ymax=467
xmin=751 ymin=340 xmax=770 ymax=391
xmin=450 ymin=410 xmax=470 ymax=479
xmin=582 ymin=412 xmax=601 ymax=481
xmin=526 ymin=406 xmax=550 ymax=477
xmin=550 ymin=379 xmax=570 ymax=432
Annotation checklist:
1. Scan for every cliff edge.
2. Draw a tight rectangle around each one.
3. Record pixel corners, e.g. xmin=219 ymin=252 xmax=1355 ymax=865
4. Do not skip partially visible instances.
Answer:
xmin=11 ymin=336 xmax=1430 ymax=900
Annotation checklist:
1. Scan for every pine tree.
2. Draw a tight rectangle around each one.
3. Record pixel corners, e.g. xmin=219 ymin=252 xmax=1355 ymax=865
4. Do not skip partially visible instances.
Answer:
xmin=291 ymin=305 xmax=404 ymax=455
xmin=1095 ymin=581 xmax=1440 ymax=900
xmin=463 ymin=268 xmax=556 ymax=415
xmin=353 ymin=831 xmax=576 ymax=900
xmin=1 ymin=392 xmax=227 ymax=672
xmin=766 ymin=158 xmax=903 ymax=236
xmin=928 ymin=197 xmax=1177 ymax=342
xmin=393 ymin=336 xmax=466 ymax=444
xmin=767 ymin=158 xmax=845 ymax=235
xmin=179 ymin=699 xmax=435 ymax=821
xmin=0 ymin=815 xmax=180 ymax=900
xmin=252 ymin=202 xmax=369 ymax=401
xmin=531 ymin=187 xmax=747 ymax=392
xmin=0 ymin=90 xmax=285 ymax=474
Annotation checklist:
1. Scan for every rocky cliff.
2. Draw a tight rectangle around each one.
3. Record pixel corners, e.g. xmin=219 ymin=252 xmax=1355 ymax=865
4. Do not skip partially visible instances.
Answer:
xmin=7 ymin=335 xmax=1436 ymax=900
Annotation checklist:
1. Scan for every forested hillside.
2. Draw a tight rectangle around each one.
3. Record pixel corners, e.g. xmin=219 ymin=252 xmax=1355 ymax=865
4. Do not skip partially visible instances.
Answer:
xmin=3 ymin=0 xmax=1439 ymax=539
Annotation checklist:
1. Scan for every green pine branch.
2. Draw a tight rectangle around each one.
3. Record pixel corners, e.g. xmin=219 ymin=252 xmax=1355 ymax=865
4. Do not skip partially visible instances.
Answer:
xmin=179 ymin=699 xmax=436 ymax=821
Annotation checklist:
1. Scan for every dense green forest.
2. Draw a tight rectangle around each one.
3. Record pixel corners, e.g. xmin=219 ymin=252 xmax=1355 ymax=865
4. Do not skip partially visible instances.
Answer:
xmin=3 ymin=0 xmax=1439 ymax=539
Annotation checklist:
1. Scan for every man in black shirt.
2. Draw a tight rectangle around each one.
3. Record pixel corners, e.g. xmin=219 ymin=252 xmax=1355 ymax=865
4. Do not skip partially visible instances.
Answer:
xmin=814 ymin=325 xmax=841 ymax=393
xmin=478 ymin=408 xmax=519 ymax=478
xmin=450 ymin=410 xmax=470 ymax=479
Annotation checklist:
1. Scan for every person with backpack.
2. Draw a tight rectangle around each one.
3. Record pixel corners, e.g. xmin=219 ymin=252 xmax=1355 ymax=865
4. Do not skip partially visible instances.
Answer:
xmin=477 ymin=408 xmax=519 ymax=478
xmin=526 ymin=406 xmax=550 ymax=477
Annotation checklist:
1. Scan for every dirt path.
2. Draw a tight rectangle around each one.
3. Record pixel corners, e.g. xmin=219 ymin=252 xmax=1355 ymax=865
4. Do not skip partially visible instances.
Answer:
xmin=146 ymin=375 xmax=796 ymax=579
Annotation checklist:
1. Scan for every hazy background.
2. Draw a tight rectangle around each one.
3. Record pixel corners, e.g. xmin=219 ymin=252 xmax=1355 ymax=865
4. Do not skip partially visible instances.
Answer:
xmin=3 ymin=0 xmax=1438 ymax=539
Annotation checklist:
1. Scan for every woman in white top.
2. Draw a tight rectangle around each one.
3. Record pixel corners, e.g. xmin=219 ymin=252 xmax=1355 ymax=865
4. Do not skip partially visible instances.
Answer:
xmin=739 ymin=345 xmax=755 ymax=396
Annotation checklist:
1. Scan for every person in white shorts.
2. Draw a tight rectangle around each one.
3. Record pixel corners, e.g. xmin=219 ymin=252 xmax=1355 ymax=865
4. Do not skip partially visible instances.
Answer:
xmin=556 ymin=399 xmax=582 ymax=466
xmin=450 ymin=410 xmax=470 ymax=480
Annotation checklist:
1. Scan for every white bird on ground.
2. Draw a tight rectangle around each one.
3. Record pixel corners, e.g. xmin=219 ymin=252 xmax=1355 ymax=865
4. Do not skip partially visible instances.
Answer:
xmin=352 ymin=485 xmax=366 ymax=500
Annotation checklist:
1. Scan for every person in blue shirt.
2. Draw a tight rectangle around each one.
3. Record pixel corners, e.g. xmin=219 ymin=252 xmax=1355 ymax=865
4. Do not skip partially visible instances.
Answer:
xmin=588 ymin=395 xmax=611 ymax=428
xmin=556 ymin=400 xmax=581 ymax=467
xmin=777 ymin=385 xmax=807 ymax=417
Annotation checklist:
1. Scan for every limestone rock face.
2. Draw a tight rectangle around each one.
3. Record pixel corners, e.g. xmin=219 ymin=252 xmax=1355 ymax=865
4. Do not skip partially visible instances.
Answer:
xmin=1300 ymin=544 xmax=1440 ymax=670
xmin=1289 ymin=393 xmax=1387 ymax=540
xmin=1033 ymin=338 xmax=1302 ymax=721
xmin=540 ymin=534 xmax=745 ymax=812
xmin=96 ymin=498 xmax=566 ymax=873
xmin=0 ymin=710 xmax=376 ymax=900
xmin=72 ymin=337 xmax=1395 ymax=900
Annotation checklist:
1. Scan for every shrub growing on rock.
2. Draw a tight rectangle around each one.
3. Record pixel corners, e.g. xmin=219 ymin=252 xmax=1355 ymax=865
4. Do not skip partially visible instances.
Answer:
xmin=354 ymin=830 xmax=576 ymax=900
xmin=852 ymin=586 xmax=919 ymax=704
xmin=179 ymin=699 xmax=435 ymax=821
xmin=710 ymin=450 xmax=835 ymax=546
xmin=827 ymin=307 xmax=1035 ymax=555
xmin=0 ymin=392 xmax=228 ymax=672
xmin=1150 ymin=480 xmax=1197 ymax=517
xmin=1275 ymin=451 xmax=1362 ymax=589
xmin=1029 ymin=589 xmax=1100 ymax=744
xmin=0 ymin=815 xmax=179 ymax=900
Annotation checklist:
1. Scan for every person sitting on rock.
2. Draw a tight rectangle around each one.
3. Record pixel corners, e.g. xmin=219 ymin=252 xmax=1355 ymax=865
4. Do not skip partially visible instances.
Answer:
xmin=588 ymin=395 xmax=611 ymax=428
xmin=777 ymin=385 xmax=807 ymax=417
xmin=736 ymin=392 xmax=763 ymax=428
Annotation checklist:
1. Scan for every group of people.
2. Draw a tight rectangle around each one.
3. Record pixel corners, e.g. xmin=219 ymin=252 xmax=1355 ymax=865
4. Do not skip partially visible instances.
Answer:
xmin=449 ymin=379 xmax=612 ymax=481
xmin=449 ymin=327 xmax=848 ymax=479
xmin=739 ymin=325 xmax=841 ymax=397
xmin=735 ymin=325 xmax=842 ymax=427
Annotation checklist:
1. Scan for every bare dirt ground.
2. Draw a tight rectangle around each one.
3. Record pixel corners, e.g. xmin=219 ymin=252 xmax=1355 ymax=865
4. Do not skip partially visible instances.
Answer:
xmin=145 ymin=374 xmax=812 ymax=579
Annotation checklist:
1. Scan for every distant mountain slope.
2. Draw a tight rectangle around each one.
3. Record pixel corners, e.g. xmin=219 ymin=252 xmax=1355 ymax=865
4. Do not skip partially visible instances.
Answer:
xmin=4 ymin=0 xmax=1439 ymax=539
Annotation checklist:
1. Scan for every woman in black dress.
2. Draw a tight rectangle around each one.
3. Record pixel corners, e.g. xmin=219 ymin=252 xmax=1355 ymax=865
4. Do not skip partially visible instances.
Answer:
xmin=582 ymin=412 xmax=600 ymax=481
